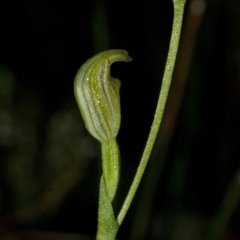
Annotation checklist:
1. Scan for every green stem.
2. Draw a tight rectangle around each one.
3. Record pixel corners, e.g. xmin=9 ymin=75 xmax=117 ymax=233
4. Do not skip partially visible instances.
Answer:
xmin=117 ymin=0 xmax=187 ymax=226
xmin=97 ymin=176 xmax=119 ymax=240
xmin=97 ymin=139 xmax=120 ymax=240
xmin=101 ymin=139 xmax=120 ymax=201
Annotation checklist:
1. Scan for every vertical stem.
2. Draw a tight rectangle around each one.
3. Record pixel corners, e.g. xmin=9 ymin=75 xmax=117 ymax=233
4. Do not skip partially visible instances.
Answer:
xmin=97 ymin=176 xmax=119 ymax=240
xmin=101 ymin=139 xmax=120 ymax=201
xmin=129 ymin=2 xmax=206 ymax=237
xmin=117 ymin=0 xmax=187 ymax=226
xmin=97 ymin=139 xmax=120 ymax=239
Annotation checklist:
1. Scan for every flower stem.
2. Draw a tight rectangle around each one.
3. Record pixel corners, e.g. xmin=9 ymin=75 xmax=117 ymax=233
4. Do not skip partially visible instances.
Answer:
xmin=117 ymin=0 xmax=187 ymax=226
xmin=101 ymin=139 xmax=120 ymax=201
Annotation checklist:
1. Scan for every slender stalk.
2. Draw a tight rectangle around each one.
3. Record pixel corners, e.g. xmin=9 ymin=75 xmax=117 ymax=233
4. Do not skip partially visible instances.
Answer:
xmin=129 ymin=2 xmax=206 ymax=237
xmin=117 ymin=0 xmax=187 ymax=226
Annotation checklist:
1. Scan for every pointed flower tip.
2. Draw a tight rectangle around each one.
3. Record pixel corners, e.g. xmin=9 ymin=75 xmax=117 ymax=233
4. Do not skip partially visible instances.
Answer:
xmin=105 ymin=49 xmax=133 ymax=65
xmin=125 ymin=55 xmax=133 ymax=62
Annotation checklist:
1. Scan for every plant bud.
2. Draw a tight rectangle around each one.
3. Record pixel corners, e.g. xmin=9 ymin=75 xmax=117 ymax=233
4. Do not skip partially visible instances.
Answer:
xmin=74 ymin=50 xmax=132 ymax=143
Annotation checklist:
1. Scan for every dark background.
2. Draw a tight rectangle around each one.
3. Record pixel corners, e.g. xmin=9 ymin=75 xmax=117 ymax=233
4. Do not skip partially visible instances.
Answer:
xmin=0 ymin=0 xmax=240 ymax=239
